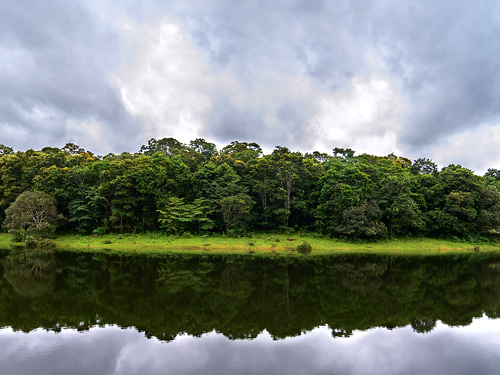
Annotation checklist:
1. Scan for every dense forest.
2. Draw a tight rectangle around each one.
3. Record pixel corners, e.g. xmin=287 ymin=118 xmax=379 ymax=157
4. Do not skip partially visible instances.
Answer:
xmin=1 ymin=138 xmax=500 ymax=240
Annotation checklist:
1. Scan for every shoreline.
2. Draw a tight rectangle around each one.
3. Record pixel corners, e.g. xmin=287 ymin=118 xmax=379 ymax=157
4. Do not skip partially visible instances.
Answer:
xmin=2 ymin=232 xmax=500 ymax=257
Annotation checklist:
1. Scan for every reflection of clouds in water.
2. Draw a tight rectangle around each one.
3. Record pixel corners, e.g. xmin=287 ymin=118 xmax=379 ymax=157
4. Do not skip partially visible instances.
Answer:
xmin=1 ymin=318 xmax=500 ymax=375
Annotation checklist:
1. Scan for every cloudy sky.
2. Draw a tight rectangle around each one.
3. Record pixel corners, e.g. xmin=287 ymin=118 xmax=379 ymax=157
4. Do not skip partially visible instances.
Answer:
xmin=1 ymin=0 xmax=499 ymax=173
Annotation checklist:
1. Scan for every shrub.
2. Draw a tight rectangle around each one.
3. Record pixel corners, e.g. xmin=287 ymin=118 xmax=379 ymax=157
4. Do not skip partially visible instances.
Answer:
xmin=9 ymin=229 xmax=26 ymax=243
xmin=296 ymin=241 xmax=312 ymax=254
xmin=25 ymin=235 xmax=37 ymax=248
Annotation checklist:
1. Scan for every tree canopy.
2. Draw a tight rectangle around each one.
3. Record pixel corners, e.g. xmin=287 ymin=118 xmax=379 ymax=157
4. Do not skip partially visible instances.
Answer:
xmin=1 ymin=139 xmax=499 ymax=240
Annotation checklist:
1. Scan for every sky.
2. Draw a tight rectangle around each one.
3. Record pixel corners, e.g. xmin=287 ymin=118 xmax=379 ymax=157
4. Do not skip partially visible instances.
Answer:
xmin=1 ymin=0 xmax=500 ymax=173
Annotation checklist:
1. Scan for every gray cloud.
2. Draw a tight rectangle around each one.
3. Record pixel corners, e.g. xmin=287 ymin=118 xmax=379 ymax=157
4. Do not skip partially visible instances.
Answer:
xmin=1 ymin=0 xmax=500 ymax=170
xmin=0 ymin=0 xmax=141 ymax=153
xmin=168 ymin=0 xmax=500 ymax=166
xmin=372 ymin=1 xmax=500 ymax=149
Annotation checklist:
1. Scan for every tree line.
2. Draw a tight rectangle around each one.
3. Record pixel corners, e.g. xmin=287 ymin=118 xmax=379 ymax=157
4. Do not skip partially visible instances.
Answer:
xmin=1 ymin=138 xmax=500 ymax=240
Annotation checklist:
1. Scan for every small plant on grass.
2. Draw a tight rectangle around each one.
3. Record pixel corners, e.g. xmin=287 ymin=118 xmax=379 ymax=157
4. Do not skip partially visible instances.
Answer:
xmin=296 ymin=241 xmax=312 ymax=255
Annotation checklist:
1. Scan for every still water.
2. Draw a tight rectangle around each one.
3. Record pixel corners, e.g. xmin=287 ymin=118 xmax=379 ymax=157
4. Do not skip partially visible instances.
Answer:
xmin=1 ymin=251 xmax=499 ymax=374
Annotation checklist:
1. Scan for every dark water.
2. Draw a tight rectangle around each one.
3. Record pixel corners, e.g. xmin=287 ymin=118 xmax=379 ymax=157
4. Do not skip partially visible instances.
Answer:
xmin=1 ymin=251 xmax=500 ymax=374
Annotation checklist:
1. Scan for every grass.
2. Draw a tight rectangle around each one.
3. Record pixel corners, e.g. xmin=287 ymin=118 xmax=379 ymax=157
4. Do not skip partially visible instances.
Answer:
xmin=1 ymin=232 xmax=500 ymax=257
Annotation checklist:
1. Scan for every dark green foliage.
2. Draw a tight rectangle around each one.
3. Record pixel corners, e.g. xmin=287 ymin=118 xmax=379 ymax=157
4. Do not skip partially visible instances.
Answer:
xmin=139 ymin=137 xmax=185 ymax=156
xmin=0 ymin=139 xmax=499 ymax=240
xmin=477 ymin=185 xmax=500 ymax=235
xmin=295 ymin=241 xmax=312 ymax=254
xmin=158 ymin=197 xmax=215 ymax=234
xmin=333 ymin=147 xmax=355 ymax=158
xmin=0 ymin=144 xmax=13 ymax=155
xmin=336 ymin=200 xmax=387 ymax=239
xmin=411 ymin=158 xmax=438 ymax=175
xmin=188 ymin=138 xmax=218 ymax=159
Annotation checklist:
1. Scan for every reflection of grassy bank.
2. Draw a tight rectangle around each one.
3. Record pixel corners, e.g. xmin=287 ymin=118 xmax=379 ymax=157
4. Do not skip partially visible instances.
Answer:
xmin=2 ymin=232 xmax=500 ymax=256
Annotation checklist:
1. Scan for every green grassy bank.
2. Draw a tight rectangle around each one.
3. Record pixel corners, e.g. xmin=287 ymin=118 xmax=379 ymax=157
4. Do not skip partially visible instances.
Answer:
xmin=2 ymin=232 xmax=500 ymax=257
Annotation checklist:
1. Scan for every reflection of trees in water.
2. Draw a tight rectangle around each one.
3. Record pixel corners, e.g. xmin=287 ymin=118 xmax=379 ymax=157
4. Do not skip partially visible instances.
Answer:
xmin=1 ymin=253 xmax=500 ymax=340
xmin=410 ymin=318 xmax=437 ymax=333
xmin=2 ymin=251 xmax=56 ymax=297
xmin=477 ymin=262 xmax=500 ymax=319
xmin=331 ymin=261 xmax=387 ymax=294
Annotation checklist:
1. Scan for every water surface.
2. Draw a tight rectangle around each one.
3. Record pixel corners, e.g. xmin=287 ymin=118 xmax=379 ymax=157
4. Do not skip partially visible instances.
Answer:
xmin=1 ymin=251 xmax=499 ymax=374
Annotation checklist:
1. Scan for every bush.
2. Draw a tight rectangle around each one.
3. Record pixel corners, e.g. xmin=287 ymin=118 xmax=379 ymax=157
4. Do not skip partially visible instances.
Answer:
xmin=25 ymin=235 xmax=37 ymax=248
xmin=296 ymin=241 xmax=312 ymax=254
xmin=9 ymin=229 xmax=26 ymax=243
xmin=37 ymin=238 xmax=56 ymax=249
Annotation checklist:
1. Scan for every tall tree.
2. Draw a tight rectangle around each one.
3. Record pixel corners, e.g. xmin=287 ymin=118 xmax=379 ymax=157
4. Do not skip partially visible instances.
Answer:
xmin=188 ymin=138 xmax=218 ymax=160
xmin=139 ymin=137 xmax=185 ymax=156
xmin=0 ymin=144 xmax=14 ymax=155
xmin=270 ymin=147 xmax=307 ymax=228
xmin=316 ymin=164 xmax=374 ymax=232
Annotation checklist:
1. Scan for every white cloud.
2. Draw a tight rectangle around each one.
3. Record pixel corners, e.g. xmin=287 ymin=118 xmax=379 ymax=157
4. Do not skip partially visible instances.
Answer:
xmin=308 ymin=73 xmax=406 ymax=156
xmin=427 ymin=122 xmax=500 ymax=174
xmin=115 ymin=17 xmax=215 ymax=144
xmin=67 ymin=120 xmax=112 ymax=155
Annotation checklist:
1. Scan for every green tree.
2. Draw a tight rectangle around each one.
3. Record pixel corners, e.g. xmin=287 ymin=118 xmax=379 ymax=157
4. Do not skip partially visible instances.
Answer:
xmin=476 ymin=185 xmax=500 ymax=235
xmin=158 ymin=197 xmax=194 ymax=234
xmin=425 ymin=165 xmax=484 ymax=237
xmin=0 ymin=144 xmax=14 ymax=155
xmin=158 ymin=197 xmax=215 ymax=234
xmin=316 ymin=165 xmax=374 ymax=232
xmin=3 ymin=191 xmax=62 ymax=240
xmin=139 ymin=137 xmax=185 ymax=156
xmin=411 ymin=158 xmax=438 ymax=175
xmin=333 ymin=147 xmax=355 ymax=158
xmin=220 ymin=193 xmax=254 ymax=231
xmin=376 ymin=175 xmax=423 ymax=236
xmin=247 ymin=156 xmax=276 ymax=228
xmin=189 ymin=198 xmax=215 ymax=234
xmin=270 ymin=147 xmax=308 ymax=228
xmin=61 ymin=143 xmax=86 ymax=155
xmin=98 ymin=156 xmax=140 ymax=233
xmin=188 ymin=138 xmax=218 ymax=160
xmin=336 ymin=200 xmax=387 ymax=239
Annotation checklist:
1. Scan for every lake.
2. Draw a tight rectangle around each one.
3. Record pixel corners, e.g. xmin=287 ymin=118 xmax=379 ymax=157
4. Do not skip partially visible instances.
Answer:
xmin=1 ymin=251 xmax=499 ymax=374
